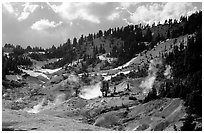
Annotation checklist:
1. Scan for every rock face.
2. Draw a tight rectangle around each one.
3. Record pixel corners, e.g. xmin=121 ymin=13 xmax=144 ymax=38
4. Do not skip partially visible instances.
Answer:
xmin=94 ymin=112 xmax=119 ymax=128
xmin=124 ymin=98 xmax=186 ymax=131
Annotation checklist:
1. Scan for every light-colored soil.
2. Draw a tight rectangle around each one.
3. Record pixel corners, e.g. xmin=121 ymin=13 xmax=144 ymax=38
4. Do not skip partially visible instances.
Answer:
xmin=2 ymin=36 xmax=190 ymax=131
xmin=2 ymin=108 xmax=110 ymax=131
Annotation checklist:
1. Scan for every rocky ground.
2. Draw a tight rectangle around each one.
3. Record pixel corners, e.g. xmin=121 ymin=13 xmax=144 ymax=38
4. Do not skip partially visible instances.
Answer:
xmin=2 ymin=36 xmax=193 ymax=131
xmin=2 ymin=108 xmax=109 ymax=131
xmin=2 ymin=73 xmax=187 ymax=131
xmin=2 ymin=96 xmax=186 ymax=131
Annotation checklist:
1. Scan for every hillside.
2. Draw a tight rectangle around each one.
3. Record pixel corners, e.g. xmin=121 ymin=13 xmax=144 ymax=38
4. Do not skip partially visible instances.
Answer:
xmin=2 ymin=11 xmax=202 ymax=131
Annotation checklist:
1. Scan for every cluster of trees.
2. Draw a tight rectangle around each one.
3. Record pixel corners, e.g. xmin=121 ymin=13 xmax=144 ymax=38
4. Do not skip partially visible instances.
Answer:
xmin=41 ymin=11 xmax=200 ymax=69
xmin=4 ymin=44 xmax=45 ymax=53
xmin=95 ymin=12 xmax=200 ymax=66
xmin=25 ymin=46 xmax=45 ymax=52
xmin=127 ymin=67 xmax=148 ymax=79
xmin=108 ymin=25 xmax=148 ymax=65
xmin=2 ymin=11 xmax=201 ymax=77
xmin=110 ymin=73 xmax=127 ymax=84
xmin=139 ymin=11 xmax=202 ymax=130
xmin=154 ymin=29 xmax=202 ymax=130
xmin=164 ymin=29 xmax=201 ymax=115
xmin=2 ymin=45 xmax=33 ymax=79
xmin=28 ymin=53 xmax=46 ymax=61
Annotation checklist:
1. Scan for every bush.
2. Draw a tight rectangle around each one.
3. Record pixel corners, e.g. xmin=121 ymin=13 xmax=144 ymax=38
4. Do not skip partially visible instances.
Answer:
xmin=143 ymin=87 xmax=158 ymax=103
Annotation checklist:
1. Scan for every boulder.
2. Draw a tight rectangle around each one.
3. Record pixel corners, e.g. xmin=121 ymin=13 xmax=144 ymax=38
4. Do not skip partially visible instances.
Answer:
xmin=94 ymin=112 xmax=119 ymax=128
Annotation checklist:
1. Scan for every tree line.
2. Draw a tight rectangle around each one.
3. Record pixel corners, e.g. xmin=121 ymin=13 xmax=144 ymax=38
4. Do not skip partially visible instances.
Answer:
xmin=2 ymin=11 xmax=201 ymax=77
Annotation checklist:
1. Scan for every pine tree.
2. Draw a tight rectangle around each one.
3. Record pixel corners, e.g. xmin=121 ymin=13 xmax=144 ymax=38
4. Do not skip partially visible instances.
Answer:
xmin=167 ymin=30 xmax=170 ymax=39
xmin=144 ymin=28 xmax=152 ymax=42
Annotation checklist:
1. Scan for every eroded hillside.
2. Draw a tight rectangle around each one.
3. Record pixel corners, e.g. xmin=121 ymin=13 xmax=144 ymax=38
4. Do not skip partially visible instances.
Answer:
xmin=2 ymin=11 xmax=202 ymax=131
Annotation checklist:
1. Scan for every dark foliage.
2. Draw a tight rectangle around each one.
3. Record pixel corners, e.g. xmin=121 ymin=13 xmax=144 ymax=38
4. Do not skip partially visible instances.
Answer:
xmin=181 ymin=114 xmax=196 ymax=131
xmin=165 ymin=29 xmax=202 ymax=116
xmin=155 ymin=13 xmax=201 ymax=130
xmin=2 ymin=45 xmax=33 ymax=79
xmin=28 ymin=53 xmax=45 ymax=61
xmin=143 ymin=87 xmax=158 ymax=103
